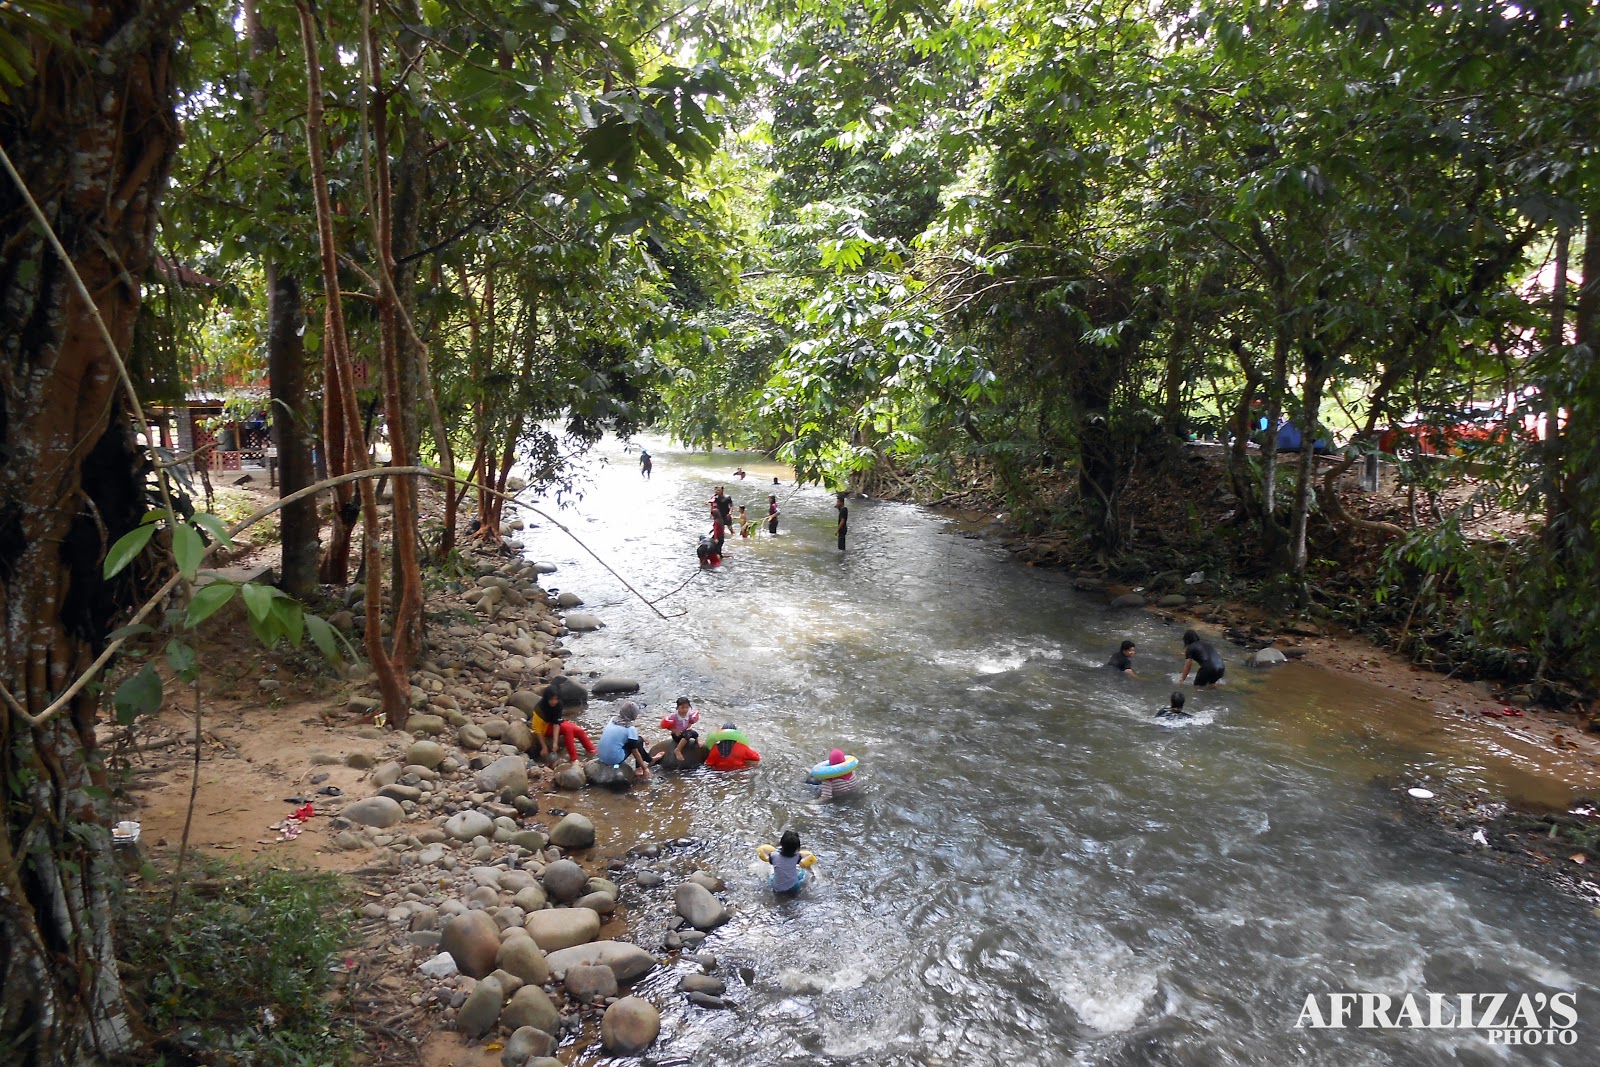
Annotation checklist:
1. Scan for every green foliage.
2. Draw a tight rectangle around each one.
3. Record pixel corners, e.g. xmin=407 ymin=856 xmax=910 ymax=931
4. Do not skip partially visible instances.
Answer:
xmin=118 ymin=862 xmax=358 ymax=1067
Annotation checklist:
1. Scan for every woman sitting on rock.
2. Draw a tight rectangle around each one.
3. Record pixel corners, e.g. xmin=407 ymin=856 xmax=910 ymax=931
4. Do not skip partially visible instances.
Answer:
xmin=704 ymin=722 xmax=761 ymax=771
xmin=596 ymin=702 xmax=651 ymax=779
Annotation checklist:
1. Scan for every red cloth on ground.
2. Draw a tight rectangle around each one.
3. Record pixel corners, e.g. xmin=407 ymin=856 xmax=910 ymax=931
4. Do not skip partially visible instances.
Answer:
xmin=705 ymin=741 xmax=762 ymax=771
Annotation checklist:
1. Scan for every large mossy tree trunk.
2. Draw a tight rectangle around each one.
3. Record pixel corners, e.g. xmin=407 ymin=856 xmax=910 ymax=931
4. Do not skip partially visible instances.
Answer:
xmin=0 ymin=2 xmax=183 ymax=1061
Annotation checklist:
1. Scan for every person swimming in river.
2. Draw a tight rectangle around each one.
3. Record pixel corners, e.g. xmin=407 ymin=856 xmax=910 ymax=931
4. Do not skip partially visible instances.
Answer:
xmin=758 ymin=829 xmax=816 ymax=894
xmin=809 ymin=748 xmax=859 ymax=801
xmin=734 ymin=467 xmax=747 ymax=480
xmin=705 ymin=722 xmax=761 ymax=770
xmin=1180 ymin=629 xmax=1226 ymax=687
xmin=1108 ymin=639 xmax=1138 ymax=677
xmin=1155 ymin=691 xmax=1191 ymax=719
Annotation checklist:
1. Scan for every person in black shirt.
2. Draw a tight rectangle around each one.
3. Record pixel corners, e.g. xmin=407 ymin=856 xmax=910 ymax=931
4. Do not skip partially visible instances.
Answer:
xmin=835 ymin=493 xmax=848 ymax=551
xmin=1180 ymin=629 xmax=1226 ymax=687
xmin=1156 ymin=691 xmax=1191 ymax=719
xmin=1108 ymin=640 xmax=1138 ymax=677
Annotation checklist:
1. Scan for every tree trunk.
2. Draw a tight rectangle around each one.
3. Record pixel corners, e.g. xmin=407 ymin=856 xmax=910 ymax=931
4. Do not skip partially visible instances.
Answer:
xmin=298 ymin=0 xmax=409 ymax=727
xmin=1288 ymin=353 xmax=1328 ymax=596
xmin=0 ymin=2 xmax=183 ymax=1060
xmin=267 ymin=268 xmax=319 ymax=596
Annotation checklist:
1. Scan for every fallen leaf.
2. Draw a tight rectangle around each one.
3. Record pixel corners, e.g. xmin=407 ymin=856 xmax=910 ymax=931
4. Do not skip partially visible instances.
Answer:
xmin=1571 ymin=853 xmax=1589 ymax=865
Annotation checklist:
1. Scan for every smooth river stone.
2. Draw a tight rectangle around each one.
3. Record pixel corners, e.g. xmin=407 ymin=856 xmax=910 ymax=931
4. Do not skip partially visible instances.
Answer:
xmin=524 ymin=907 xmax=600 ymax=952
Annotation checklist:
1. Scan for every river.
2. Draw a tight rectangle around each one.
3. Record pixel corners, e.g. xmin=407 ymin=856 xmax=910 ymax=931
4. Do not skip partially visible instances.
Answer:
xmin=517 ymin=435 xmax=1597 ymax=1066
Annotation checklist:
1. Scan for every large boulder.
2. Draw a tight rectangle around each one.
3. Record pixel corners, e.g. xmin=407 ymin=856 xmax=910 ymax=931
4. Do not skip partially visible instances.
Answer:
xmin=440 ymin=910 xmax=501 ymax=979
xmin=601 ymin=996 xmax=660 ymax=1055
xmin=541 ymin=859 xmax=588 ymax=903
xmin=553 ymin=764 xmax=586 ymax=790
xmin=549 ymin=676 xmax=588 ymax=706
xmin=406 ymin=740 xmax=446 ymax=769
xmin=555 ymin=590 xmax=582 ymax=608
xmin=343 ymin=796 xmax=404 ymax=829
xmin=563 ymin=612 xmax=603 ymax=632
xmin=674 ymin=882 xmax=728 ymax=931
xmin=507 ymin=691 xmax=542 ymax=716
xmin=647 ymin=740 xmax=706 ymax=771
xmin=496 ymin=934 xmax=551 ymax=986
xmin=503 ymin=720 xmax=535 ymax=752
xmin=500 ymin=985 xmax=560 ymax=1035
xmin=549 ymin=813 xmax=596 ymax=850
xmin=563 ymin=962 xmax=618 ymax=1002
xmin=583 ymin=760 xmax=631 ymax=790
xmin=524 ymin=907 xmax=600 ymax=952
xmin=407 ymin=713 xmax=447 ymax=736
xmin=502 ymin=1026 xmax=556 ymax=1067
xmin=456 ymin=975 xmax=505 ymax=1037
xmin=545 ymin=940 xmax=658 ymax=984
xmin=1248 ymin=646 xmax=1288 ymax=667
xmin=444 ymin=809 xmax=495 ymax=842
xmin=512 ymin=884 xmax=547 ymax=912
xmin=589 ymin=676 xmax=639 ymax=695
xmin=476 ymin=755 xmax=529 ymax=800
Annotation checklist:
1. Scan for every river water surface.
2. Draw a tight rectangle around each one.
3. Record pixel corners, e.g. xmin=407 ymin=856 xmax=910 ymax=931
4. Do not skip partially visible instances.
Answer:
xmin=519 ymin=436 xmax=1597 ymax=1066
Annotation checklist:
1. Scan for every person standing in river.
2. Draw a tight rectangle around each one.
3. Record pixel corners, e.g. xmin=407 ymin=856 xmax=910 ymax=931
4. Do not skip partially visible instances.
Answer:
xmin=835 ymin=493 xmax=848 ymax=551
xmin=1180 ymin=629 xmax=1226 ymax=687
xmin=767 ymin=493 xmax=779 ymax=535
xmin=639 ymin=449 xmax=652 ymax=479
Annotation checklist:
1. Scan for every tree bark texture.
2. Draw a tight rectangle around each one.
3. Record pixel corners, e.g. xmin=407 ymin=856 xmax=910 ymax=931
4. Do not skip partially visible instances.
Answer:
xmin=267 ymin=268 xmax=319 ymax=597
xmin=0 ymin=2 xmax=183 ymax=1061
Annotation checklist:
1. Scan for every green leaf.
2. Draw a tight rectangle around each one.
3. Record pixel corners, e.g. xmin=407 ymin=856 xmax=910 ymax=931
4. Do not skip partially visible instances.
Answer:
xmin=165 ymin=639 xmax=198 ymax=682
xmin=103 ymin=525 xmax=155 ymax=578
xmin=240 ymin=581 xmax=276 ymax=623
xmin=186 ymin=581 xmax=237 ymax=627
xmin=247 ymin=609 xmax=281 ymax=649
xmin=172 ymin=523 xmax=204 ymax=580
xmin=270 ymin=597 xmax=304 ymax=648
xmin=113 ymin=662 xmax=164 ymax=724
xmin=304 ymin=614 xmax=343 ymax=664
xmin=190 ymin=512 xmax=235 ymax=548
xmin=107 ymin=623 xmax=154 ymax=642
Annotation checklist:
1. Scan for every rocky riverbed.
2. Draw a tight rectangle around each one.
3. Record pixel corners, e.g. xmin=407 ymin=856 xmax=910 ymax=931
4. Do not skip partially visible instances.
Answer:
xmin=306 ymin=535 xmax=750 ymax=1064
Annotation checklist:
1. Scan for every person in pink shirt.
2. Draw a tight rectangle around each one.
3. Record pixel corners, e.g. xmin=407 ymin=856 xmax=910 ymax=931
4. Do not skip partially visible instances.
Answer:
xmin=653 ymin=695 xmax=701 ymax=764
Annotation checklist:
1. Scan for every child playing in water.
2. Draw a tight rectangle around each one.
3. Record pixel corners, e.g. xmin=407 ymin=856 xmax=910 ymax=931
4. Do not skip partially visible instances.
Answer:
xmin=758 ymin=829 xmax=816 ymax=893
xmin=1155 ymin=691 xmax=1191 ymax=719
xmin=704 ymin=722 xmax=761 ymax=770
xmin=738 ymin=505 xmax=752 ymax=538
xmin=653 ymin=696 xmax=701 ymax=764
xmin=810 ymin=748 xmax=859 ymax=801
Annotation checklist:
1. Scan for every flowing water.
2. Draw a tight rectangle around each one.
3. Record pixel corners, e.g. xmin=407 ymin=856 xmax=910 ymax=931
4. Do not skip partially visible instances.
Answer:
xmin=518 ymin=436 xmax=1598 ymax=1066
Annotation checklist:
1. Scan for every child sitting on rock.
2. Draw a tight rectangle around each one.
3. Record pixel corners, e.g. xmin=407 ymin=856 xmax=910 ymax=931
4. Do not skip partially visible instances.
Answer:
xmin=758 ymin=829 xmax=817 ymax=894
xmin=653 ymin=696 xmax=701 ymax=764
xmin=1155 ymin=691 xmax=1191 ymax=719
